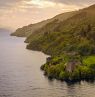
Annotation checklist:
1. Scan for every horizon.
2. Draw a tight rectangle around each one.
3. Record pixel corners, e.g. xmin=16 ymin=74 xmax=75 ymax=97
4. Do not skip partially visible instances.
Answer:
xmin=0 ymin=0 xmax=95 ymax=30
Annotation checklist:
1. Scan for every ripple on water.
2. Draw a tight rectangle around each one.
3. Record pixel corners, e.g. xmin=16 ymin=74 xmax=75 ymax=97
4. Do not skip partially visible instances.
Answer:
xmin=0 ymin=31 xmax=95 ymax=97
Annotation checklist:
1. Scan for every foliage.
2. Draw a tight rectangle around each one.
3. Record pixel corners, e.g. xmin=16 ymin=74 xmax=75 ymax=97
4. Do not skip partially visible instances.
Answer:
xmin=26 ymin=5 xmax=95 ymax=82
xmin=41 ymin=55 xmax=95 ymax=81
xmin=13 ymin=5 xmax=95 ymax=82
xmin=83 ymin=56 xmax=95 ymax=69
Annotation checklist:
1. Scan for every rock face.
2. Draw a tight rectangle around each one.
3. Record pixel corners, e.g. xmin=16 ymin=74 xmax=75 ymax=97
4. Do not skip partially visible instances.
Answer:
xmin=65 ymin=61 xmax=81 ymax=73
xmin=46 ymin=57 xmax=52 ymax=63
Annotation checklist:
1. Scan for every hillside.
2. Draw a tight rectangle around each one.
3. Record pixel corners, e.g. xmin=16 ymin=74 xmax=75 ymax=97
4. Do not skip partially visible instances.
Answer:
xmin=0 ymin=28 xmax=11 ymax=33
xmin=25 ymin=4 xmax=95 ymax=81
xmin=11 ymin=4 xmax=95 ymax=82
xmin=11 ymin=11 xmax=77 ymax=37
xmin=26 ymin=4 xmax=95 ymax=55
xmin=25 ymin=4 xmax=95 ymax=43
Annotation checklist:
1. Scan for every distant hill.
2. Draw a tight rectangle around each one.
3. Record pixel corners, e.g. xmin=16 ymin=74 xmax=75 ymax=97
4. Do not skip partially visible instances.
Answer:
xmin=11 ymin=11 xmax=77 ymax=37
xmin=0 ymin=28 xmax=11 ymax=33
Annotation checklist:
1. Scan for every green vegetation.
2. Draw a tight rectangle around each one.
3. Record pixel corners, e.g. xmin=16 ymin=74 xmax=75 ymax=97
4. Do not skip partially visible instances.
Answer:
xmin=26 ymin=5 xmax=95 ymax=82
xmin=83 ymin=56 xmax=95 ymax=69
xmin=83 ymin=56 xmax=95 ymax=65
xmin=26 ymin=4 xmax=95 ymax=56
xmin=41 ymin=55 xmax=95 ymax=81
xmin=13 ymin=4 xmax=95 ymax=82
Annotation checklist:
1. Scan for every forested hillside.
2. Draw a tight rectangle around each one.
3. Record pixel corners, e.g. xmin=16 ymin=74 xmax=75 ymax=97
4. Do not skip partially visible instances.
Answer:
xmin=12 ymin=4 xmax=95 ymax=82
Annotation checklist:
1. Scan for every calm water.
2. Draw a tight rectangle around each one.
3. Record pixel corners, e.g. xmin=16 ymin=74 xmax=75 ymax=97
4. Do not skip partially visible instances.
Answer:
xmin=0 ymin=30 xmax=95 ymax=97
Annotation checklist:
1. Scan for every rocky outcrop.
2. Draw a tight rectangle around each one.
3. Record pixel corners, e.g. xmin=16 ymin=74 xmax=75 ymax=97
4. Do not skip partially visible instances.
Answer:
xmin=65 ymin=61 xmax=81 ymax=73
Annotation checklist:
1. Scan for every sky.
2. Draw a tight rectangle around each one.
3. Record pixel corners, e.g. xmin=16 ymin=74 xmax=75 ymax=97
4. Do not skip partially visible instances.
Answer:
xmin=0 ymin=0 xmax=95 ymax=30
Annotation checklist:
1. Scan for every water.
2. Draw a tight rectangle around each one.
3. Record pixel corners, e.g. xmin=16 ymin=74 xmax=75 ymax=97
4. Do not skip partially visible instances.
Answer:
xmin=0 ymin=29 xmax=95 ymax=97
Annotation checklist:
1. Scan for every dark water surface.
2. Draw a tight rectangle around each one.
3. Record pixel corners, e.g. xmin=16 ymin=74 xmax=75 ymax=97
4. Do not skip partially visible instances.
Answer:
xmin=0 ymin=30 xmax=95 ymax=97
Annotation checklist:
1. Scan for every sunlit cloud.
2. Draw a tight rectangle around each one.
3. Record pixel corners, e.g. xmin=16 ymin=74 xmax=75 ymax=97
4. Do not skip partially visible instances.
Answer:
xmin=24 ymin=0 xmax=56 ymax=8
xmin=0 ymin=0 xmax=95 ymax=30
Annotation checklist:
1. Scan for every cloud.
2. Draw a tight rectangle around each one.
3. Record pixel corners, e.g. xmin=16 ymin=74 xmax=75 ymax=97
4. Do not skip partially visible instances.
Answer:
xmin=0 ymin=0 xmax=95 ymax=10
xmin=0 ymin=0 xmax=94 ymax=13
xmin=50 ymin=0 xmax=95 ymax=6
xmin=0 ymin=0 xmax=95 ymax=30
xmin=0 ymin=0 xmax=21 ymax=8
xmin=24 ymin=0 xmax=55 ymax=8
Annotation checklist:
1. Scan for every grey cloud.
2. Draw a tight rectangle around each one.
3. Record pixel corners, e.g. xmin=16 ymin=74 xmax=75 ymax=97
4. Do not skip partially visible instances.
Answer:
xmin=0 ymin=0 xmax=95 ymax=9
xmin=0 ymin=0 xmax=19 ymax=7
xmin=0 ymin=0 xmax=30 ymax=8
